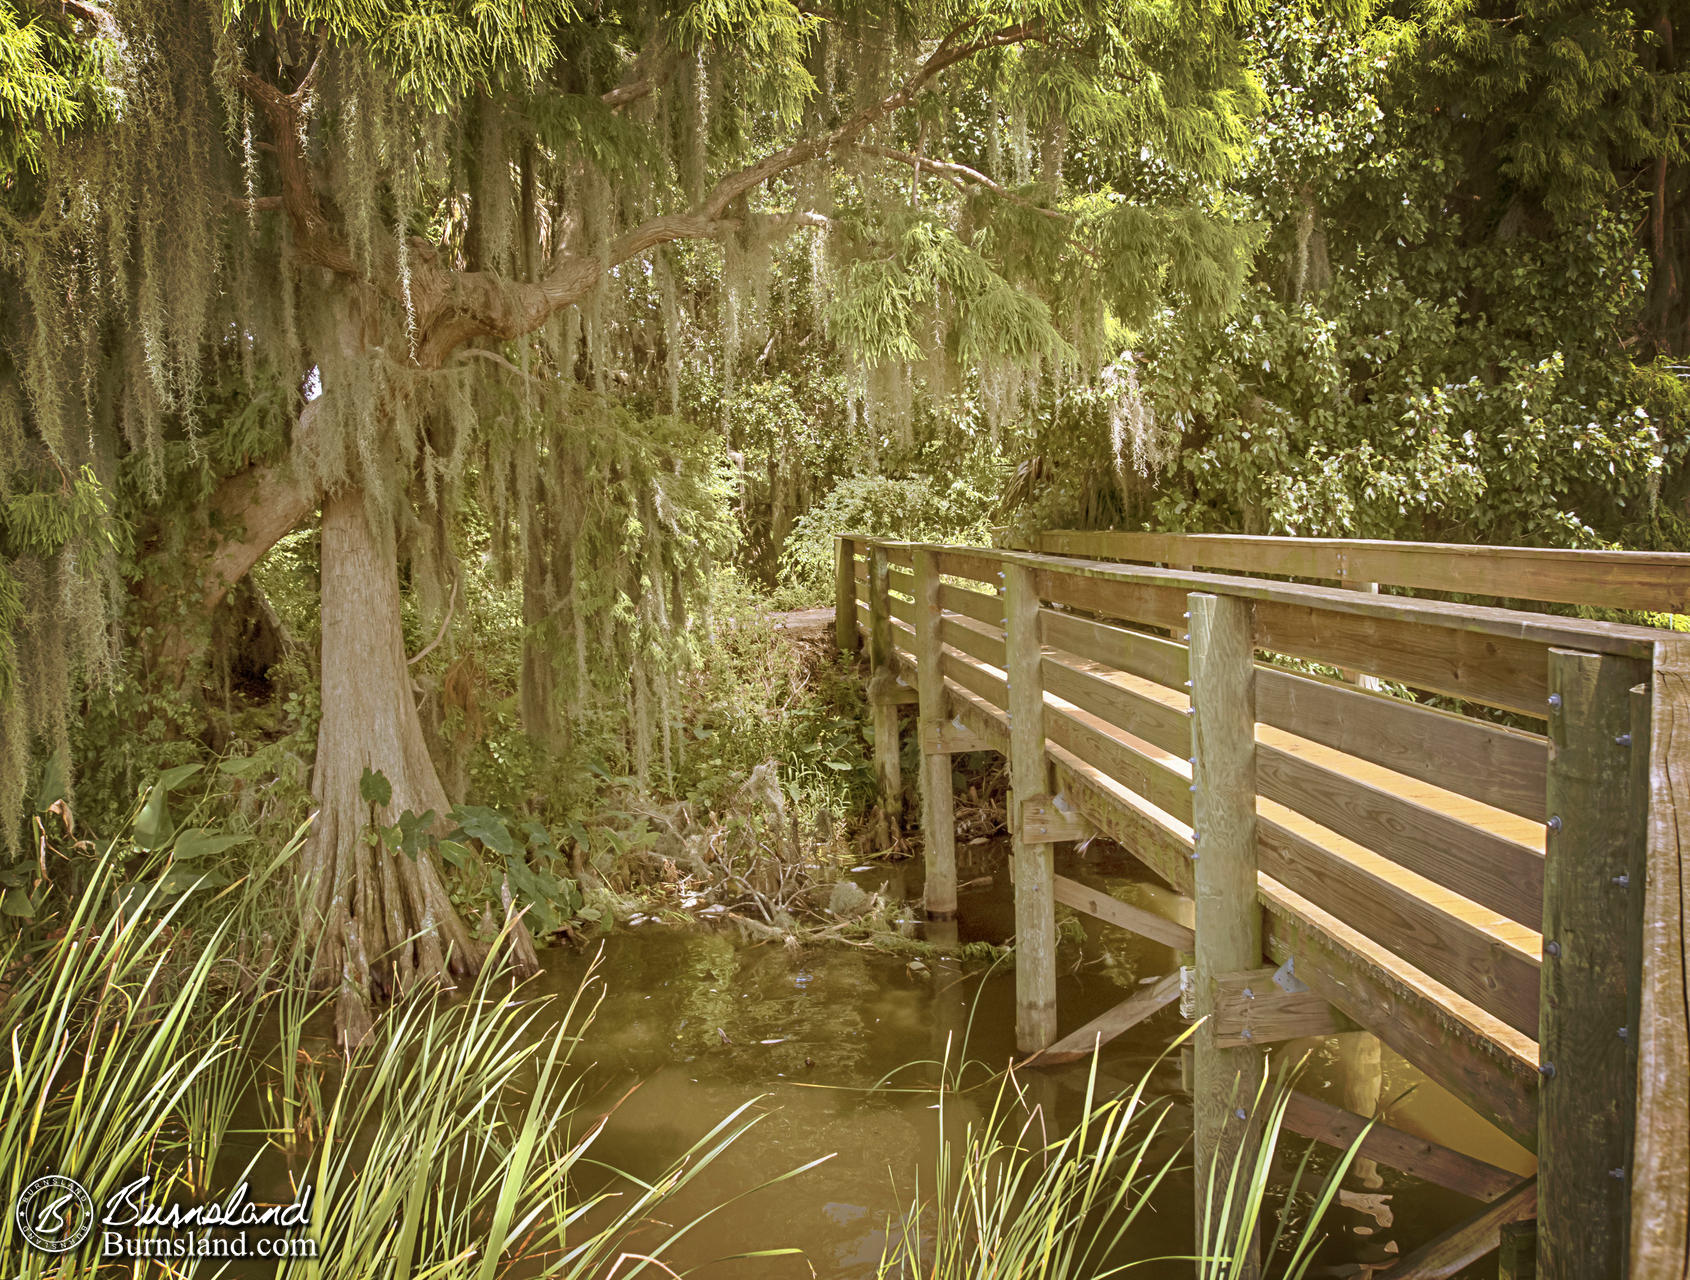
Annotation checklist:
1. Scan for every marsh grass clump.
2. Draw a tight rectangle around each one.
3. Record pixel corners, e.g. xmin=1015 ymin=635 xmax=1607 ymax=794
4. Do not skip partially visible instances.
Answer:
xmin=0 ymin=848 xmax=809 ymax=1278
xmin=873 ymin=1031 xmax=1366 ymax=1279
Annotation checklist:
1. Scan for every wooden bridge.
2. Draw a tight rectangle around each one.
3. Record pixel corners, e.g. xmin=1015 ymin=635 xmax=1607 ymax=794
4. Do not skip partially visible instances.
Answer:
xmin=834 ymin=530 xmax=1689 ymax=1280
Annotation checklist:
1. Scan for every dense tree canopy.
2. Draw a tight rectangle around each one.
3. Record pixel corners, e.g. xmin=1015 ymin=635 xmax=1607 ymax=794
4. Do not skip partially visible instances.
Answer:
xmin=1 ymin=0 xmax=1270 ymax=1029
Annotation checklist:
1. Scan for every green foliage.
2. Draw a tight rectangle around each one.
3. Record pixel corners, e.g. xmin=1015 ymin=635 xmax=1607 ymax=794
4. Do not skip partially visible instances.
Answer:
xmin=782 ymin=470 xmax=1000 ymax=597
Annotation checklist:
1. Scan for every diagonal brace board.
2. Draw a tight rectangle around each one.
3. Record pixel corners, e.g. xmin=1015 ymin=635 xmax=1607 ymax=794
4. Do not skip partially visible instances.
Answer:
xmin=1026 ymin=971 xmax=1183 ymax=1066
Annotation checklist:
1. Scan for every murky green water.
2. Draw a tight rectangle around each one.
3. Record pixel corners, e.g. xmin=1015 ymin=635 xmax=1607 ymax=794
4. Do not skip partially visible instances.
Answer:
xmin=522 ymin=841 xmax=1533 ymax=1278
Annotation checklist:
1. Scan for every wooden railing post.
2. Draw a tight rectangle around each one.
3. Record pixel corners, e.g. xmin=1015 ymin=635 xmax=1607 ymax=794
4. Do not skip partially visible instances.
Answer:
xmin=1189 ymin=590 xmax=1263 ymax=1279
xmin=868 ymin=543 xmax=903 ymax=841
xmin=914 ymin=547 xmax=957 ymax=917
xmin=1005 ymin=559 xmax=1057 ymax=1052
xmin=1629 ymin=636 xmax=1689 ymax=1279
xmin=1540 ymin=648 xmax=1650 ymax=1280
xmin=835 ymin=536 xmax=859 ymax=654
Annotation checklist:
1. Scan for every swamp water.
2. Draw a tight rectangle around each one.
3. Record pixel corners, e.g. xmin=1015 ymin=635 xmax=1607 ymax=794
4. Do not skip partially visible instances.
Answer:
xmin=509 ymin=841 xmax=1533 ymax=1278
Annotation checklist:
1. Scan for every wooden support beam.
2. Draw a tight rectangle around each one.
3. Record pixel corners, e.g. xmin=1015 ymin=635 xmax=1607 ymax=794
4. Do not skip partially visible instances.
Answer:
xmin=1278 ymin=1090 xmax=1519 ymax=1203
xmin=1018 ymin=793 xmax=1096 ymax=845
xmin=1006 ymin=561 xmax=1058 ymax=1053
xmin=835 ymin=537 xmax=859 ymax=653
xmin=1630 ymin=635 xmax=1690 ymax=1280
xmin=869 ymin=546 xmax=903 ymax=844
xmin=1539 ymin=649 xmax=1649 ymax=1280
xmin=1189 ymin=590 xmax=1264 ymax=1279
xmin=1026 ymin=971 xmax=1182 ymax=1066
xmin=1211 ymin=966 xmax=1345 ymax=1047
xmin=1499 ymin=1220 xmax=1538 ymax=1279
xmin=919 ymin=719 xmax=992 ymax=754
xmin=1386 ymin=1177 xmax=1538 ymax=1279
xmin=1052 ymin=874 xmax=1195 ymax=951
xmin=914 ymin=548 xmax=957 ymax=919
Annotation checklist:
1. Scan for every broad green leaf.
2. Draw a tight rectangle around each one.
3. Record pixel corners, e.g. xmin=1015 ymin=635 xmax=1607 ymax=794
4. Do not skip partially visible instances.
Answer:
xmin=360 ymin=767 xmax=392 ymax=809
xmin=172 ymin=828 xmax=251 ymax=861
xmin=156 ymin=763 xmax=205 ymax=791
xmin=1 ymin=888 xmax=34 ymax=917
xmin=132 ymin=783 xmax=172 ymax=851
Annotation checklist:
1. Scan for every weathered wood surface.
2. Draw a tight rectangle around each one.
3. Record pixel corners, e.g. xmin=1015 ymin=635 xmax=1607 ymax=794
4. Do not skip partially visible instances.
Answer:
xmin=868 ymin=546 xmax=901 ymax=841
xmin=1029 ymin=529 xmax=1690 ymax=613
xmin=1499 ymin=1220 xmax=1537 ymax=1280
xmin=1040 ymin=608 xmax=1190 ymax=690
xmin=1539 ymin=649 xmax=1649 ymax=1280
xmin=1383 ymin=1177 xmax=1539 ymax=1279
xmin=1257 ymin=666 xmax=1547 ymax=822
xmin=1027 ymin=971 xmax=1182 ymax=1066
xmin=1630 ymin=636 xmax=1690 ymax=1280
xmin=1211 ymin=966 xmax=1346 ymax=1047
xmin=1018 ymin=794 xmax=1095 ymax=845
xmin=938 ymin=581 xmax=1004 ymax=627
xmin=1279 ymin=1089 xmax=1521 ymax=1202
xmin=1006 ymin=562 xmax=1057 ymax=1053
xmin=1259 ymin=882 xmax=1540 ymax=1152
xmin=1257 ymin=816 xmax=1541 ymax=1038
xmin=940 ymin=615 xmax=1007 ymax=668
xmin=933 ymin=547 xmax=1001 ymax=584
xmin=1052 ymin=873 xmax=1195 ymax=951
xmin=835 ymin=538 xmax=858 ymax=652
xmin=885 ymin=566 xmax=916 ymax=598
xmin=914 ymin=548 xmax=957 ymax=919
xmin=1190 ymin=592 xmax=1264 ymax=1279
xmin=916 ymin=637 xmax=1543 ymax=1150
xmin=1256 ymin=743 xmax=1544 ymax=930
xmin=919 ymin=719 xmax=991 ymax=754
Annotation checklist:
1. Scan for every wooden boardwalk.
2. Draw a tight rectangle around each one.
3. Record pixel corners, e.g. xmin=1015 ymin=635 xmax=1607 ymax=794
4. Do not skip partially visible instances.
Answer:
xmin=836 ymin=530 xmax=1690 ymax=1280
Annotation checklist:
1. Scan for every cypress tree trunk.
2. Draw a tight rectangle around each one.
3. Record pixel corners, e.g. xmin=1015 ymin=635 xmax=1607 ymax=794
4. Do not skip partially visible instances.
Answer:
xmin=304 ymin=487 xmax=484 ymax=1046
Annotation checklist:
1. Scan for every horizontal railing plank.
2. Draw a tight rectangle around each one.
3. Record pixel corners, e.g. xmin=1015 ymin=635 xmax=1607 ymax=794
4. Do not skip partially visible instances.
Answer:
xmin=1039 ymin=608 xmax=1190 ymax=691
xmin=940 ymin=616 xmax=1007 ymax=669
xmin=1256 ymin=743 xmax=1544 ymax=930
xmin=942 ymin=648 xmax=1008 ymax=710
xmin=886 ymin=566 xmax=916 ymax=598
xmin=1030 ymin=530 xmax=1690 ymax=614
xmin=887 ymin=593 xmax=914 ymax=627
xmin=1041 ymin=654 xmax=1189 ymax=757
xmin=1257 ymin=668 xmax=1546 ymax=822
xmin=1256 ymin=817 xmax=1541 ymax=1038
xmin=934 ymin=549 xmax=1002 ymax=585
xmin=940 ymin=581 xmax=1004 ymax=627
xmin=1043 ymin=701 xmax=1193 ymax=825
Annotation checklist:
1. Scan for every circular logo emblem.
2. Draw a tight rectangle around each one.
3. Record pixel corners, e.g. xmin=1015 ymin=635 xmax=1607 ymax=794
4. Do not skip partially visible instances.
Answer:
xmin=14 ymin=1175 xmax=94 ymax=1253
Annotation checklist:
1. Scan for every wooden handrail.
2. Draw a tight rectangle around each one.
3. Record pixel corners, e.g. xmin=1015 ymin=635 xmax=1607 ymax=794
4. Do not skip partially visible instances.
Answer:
xmin=1020 ymin=529 xmax=1690 ymax=615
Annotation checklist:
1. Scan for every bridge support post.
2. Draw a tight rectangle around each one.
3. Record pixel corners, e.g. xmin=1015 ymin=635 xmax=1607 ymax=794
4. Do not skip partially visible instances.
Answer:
xmin=914 ymin=547 xmax=957 ymax=917
xmin=1189 ymin=591 xmax=1263 ymax=1280
xmin=868 ymin=544 xmax=903 ymax=845
xmin=835 ymin=536 xmax=859 ymax=655
xmin=1006 ymin=559 xmax=1057 ymax=1052
xmin=1539 ymin=648 xmax=1649 ymax=1280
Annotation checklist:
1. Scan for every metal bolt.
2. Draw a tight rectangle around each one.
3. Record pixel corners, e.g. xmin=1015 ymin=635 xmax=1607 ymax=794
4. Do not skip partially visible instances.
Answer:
xmin=1190 ymin=784 xmax=1198 ymax=793
xmin=1619 ymin=1026 xmax=1629 ymax=1040
xmin=1545 ymin=940 xmax=1561 ymax=957
xmin=1234 ymin=1107 xmax=1248 ymax=1121
xmin=1185 ymin=707 xmax=1196 ymax=717
xmin=1548 ymin=693 xmax=1563 ymax=711
xmin=1610 ymin=1168 xmax=1626 ymax=1180
xmin=1183 ymin=680 xmax=1193 ymax=689
xmin=1616 ymin=733 xmax=1632 ymax=747
xmin=1183 ymin=611 xmax=1191 ymax=620
xmin=1242 ymin=988 xmax=1255 ymax=1000
xmin=1547 ymin=815 xmax=1563 ymax=832
xmin=1539 ymin=1062 xmax=1557 ymax=1078
xmin=1241 ymin=1028 xmax=1253 ymax=1040
xmin=1613 ymin=874 xmax=1630 ymax=888
xmin=1189 ymin=756 xmax=1198 ymax=766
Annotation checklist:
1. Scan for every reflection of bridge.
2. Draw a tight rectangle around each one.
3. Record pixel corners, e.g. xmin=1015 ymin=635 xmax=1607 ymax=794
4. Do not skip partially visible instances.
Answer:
xmin=836 ymin=530 xmax=1689 ymax=1279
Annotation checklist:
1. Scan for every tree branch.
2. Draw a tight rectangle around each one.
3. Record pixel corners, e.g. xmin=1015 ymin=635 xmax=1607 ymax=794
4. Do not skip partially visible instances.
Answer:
xmin=849 ymin=143 xmax=1071 ymax=220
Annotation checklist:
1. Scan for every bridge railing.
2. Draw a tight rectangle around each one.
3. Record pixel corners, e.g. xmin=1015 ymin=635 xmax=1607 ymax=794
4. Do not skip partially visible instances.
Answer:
xmin=834 ymin=531 xmax=1689 ymax=1279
